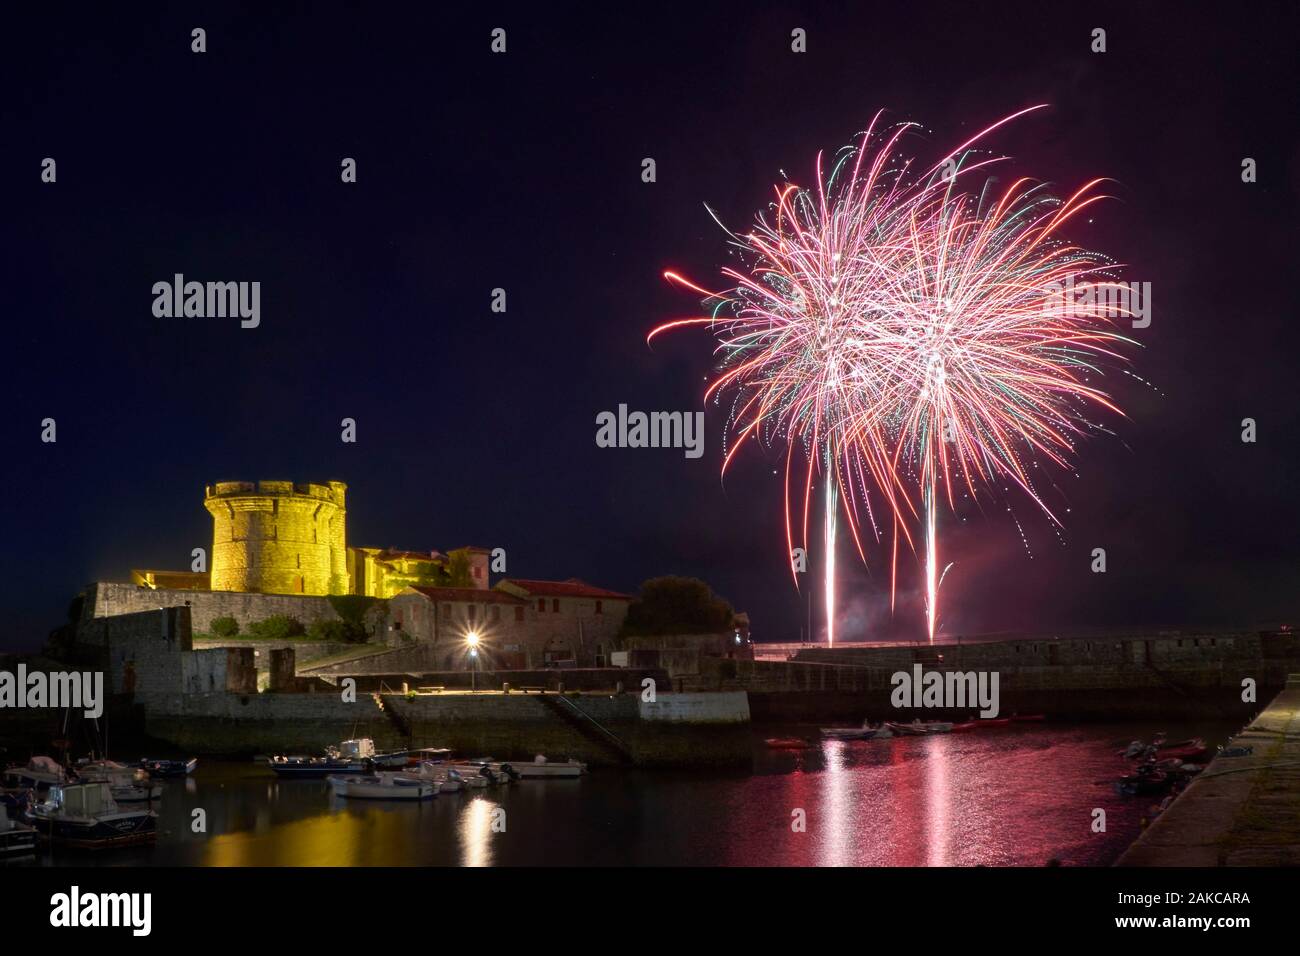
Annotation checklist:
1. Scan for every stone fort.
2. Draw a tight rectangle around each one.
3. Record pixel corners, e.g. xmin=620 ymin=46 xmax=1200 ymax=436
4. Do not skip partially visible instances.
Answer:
xmin=85 ymin=479 xmax=632 ymax=670
xmin=204 ymin=480 xmax=350 ymax=595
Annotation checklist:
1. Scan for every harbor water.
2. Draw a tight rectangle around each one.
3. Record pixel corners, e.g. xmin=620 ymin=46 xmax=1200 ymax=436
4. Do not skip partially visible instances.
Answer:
xmin=15 ymin=721 xmax=1238 ymax=866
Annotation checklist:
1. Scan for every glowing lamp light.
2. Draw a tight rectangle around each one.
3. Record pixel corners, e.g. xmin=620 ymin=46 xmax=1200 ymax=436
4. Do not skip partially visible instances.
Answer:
xmin=466 ymin=631 xmax=480 ymax=648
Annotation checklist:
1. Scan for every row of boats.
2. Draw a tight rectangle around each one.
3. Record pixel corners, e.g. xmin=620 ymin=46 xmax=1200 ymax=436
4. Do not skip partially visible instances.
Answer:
xmin=1 ymin=739 xmax=587 ymax=854
xmin=267 ymin=739 xmax=587 ymax=802
xmin=767 ymin=714 xmax=1047 ymax=749
xmin=1 ymin=754 xmax=196 ymax=853
xmin=1113 ymin=734 xmax=1209 ymax=801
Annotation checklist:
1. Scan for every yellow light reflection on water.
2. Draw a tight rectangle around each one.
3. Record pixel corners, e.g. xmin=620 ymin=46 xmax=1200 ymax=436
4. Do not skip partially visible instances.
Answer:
xmin=203 ymin=801 xmax=423 ymax=867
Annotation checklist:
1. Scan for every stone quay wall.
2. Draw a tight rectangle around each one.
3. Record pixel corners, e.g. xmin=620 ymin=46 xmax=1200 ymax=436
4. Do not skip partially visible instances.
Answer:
xmin=141 ymin=689 xmax=752 ymax=767
xmin=680 ymin=631 xmax=1299 ymax=722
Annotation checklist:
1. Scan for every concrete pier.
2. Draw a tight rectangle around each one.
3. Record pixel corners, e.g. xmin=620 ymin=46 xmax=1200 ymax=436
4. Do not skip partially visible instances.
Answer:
xmin=1117 ymin=675 xmax=1300 ymax=866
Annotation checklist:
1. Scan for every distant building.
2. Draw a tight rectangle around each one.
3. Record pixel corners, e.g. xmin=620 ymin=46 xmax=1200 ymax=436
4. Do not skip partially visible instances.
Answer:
xmin=349 ymin=546 xmax=491 ymax=599
xmin=389 ymin=578 xmax=632 ymax=669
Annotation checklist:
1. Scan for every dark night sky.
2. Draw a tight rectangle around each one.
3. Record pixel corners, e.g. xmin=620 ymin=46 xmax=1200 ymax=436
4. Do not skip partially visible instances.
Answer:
xmin=2 ymin=3 xmax=1298 ymax=651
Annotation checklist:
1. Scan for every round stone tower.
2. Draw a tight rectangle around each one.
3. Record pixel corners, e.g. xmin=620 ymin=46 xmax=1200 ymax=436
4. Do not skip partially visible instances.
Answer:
xmin=204 ymin=480 xmax=350 ymax=595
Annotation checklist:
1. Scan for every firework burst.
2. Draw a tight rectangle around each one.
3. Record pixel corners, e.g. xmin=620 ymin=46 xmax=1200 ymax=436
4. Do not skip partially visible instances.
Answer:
xmin=650 ymin=107 xmax=1137 ymax=643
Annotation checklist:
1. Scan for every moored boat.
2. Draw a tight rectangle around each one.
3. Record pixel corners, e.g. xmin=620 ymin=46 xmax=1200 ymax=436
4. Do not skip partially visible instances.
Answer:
xmin=1154 ymin=738 xmax=1208 ymax=761
xmin=450 ymin=760 xmax=518 ymax=785
xmin=403 ymin=762 xmax=466 ymax=792
xmin=820 ymin=722 xmax=890 ymax=741
xmin=76 ymin=760 xmax=162 ymax=802
xmin=0 ymin=803 xmax=37 ymax=859
xmin=268 ymin=754 xmax=371 ymax=777
xmin=30 ymin=781 xmax=157 ymax=848
xmin=765 ymin=737 xmax=811 ymax=750
xmin=327 ymin=773 xmax=436 ymax=801
xmin=139 ymin=757 xmax=197 ymax=778
xmin=2 ymin=756 xmax=70 ymax=794
xmin=1115 ymin=766 xmax=1174 ymax=796
xmin=885 ymin=720 xmax=953 ymax=736
xmin=512 ymin=756 xmax=586 ymax=778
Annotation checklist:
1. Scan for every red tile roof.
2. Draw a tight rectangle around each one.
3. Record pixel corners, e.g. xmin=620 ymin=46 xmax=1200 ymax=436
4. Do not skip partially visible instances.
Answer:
xmin=497 ymin=578 xmax=632 ymax=600
xmin=407 ymin=586 xmax=524 ymax=604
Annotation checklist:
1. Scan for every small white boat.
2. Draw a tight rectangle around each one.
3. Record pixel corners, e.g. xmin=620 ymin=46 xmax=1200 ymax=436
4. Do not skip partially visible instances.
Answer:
xmin=402 ymin=762 xmax=465 ymax=793
xmin=327 ymin=773 xmax=436 ymax=801
xmin=77 ymin=760 xmax=162 ymax=802
xmin=443 ymin=764 xmax=492 ymax=788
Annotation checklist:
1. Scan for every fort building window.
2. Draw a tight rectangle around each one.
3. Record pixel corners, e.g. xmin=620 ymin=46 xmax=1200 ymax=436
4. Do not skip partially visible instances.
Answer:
xmin=490 ymin=606 xmax=500 ymax=622
xmin=538 ymin=599 xmax=545 ymax=612
xmin=515 ymin=607 xmax=524 ymax=622
xmin=468 ymin=605 xmax=477 ymax=622
xmin=442 ymin=604 xmax=451 ymax=618
xmin=552 ymin=599 xmax=560 ymax=613
xmin=595 ymin=600 xmax=603 ymax=614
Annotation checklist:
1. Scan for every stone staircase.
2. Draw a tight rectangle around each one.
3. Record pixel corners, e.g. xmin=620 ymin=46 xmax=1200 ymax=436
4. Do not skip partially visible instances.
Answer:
xmin=372 ymin=692 xmax=412 ymax=742
xmin=536 ymin=693 xmax=634 ymax=764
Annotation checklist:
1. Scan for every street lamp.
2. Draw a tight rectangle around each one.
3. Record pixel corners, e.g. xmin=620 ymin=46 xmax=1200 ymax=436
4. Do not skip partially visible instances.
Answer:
xmin=467 ymin=631 xmax=480 ymax=691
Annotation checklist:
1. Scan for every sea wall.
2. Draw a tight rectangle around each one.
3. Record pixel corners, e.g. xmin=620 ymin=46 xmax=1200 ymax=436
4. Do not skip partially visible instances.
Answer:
xmin=144 ymin=691 xmax=404 ymax=755
xmin=141 ymin=690 xmax=752 ymax=767
xmin=690 ymin=651 xmax=1285 ymax=722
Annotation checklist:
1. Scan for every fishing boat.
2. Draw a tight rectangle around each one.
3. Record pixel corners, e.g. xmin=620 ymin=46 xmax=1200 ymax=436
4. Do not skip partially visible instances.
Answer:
xmin=76 ymin=760 xmax=162 ymax=803
xmin=0 ymin=803 xmax=37 ymax=859
xmin=268 ymin=754 xmax=372 ymax=777
xmin=885 ymin=720 xmax=953 ymax=736
xmin=269 ymin=738 xmax=378 ymax=777
xmin=138 ymin=757 xmax=197 ymax=778
xmin=29 ymin=781 xmax=157 ymax=848
xmin=2 ymin=756 xmax=71 ymax=794
xmin=327 ymin=773 xmax=436 ymax=801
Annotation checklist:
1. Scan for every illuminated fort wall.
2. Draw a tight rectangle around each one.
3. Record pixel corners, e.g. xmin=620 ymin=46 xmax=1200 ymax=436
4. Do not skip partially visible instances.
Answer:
xmin=204 ymin=481 xmax=349 ymax=596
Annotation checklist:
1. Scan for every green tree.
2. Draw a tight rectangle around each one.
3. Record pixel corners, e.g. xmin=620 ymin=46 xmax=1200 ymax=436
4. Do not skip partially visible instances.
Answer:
xmin=437 ymin=548 xmax=475 ymax=588
xmin=620 ymin=576 xmax=734 ymax=637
